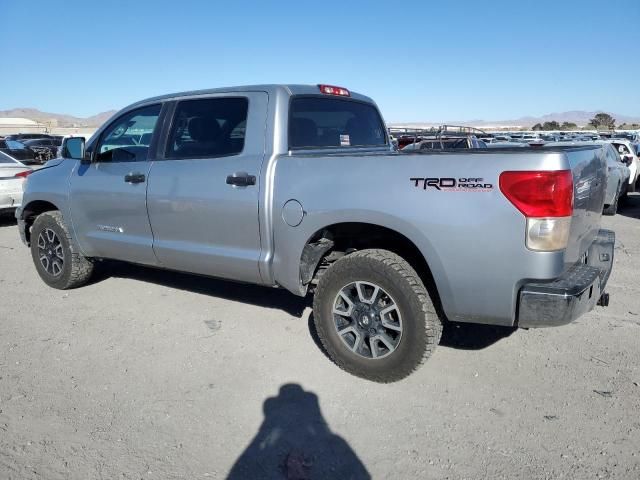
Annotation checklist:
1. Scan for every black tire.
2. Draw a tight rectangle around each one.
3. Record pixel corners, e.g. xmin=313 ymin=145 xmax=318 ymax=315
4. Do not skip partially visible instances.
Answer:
xmin=603 ymin=187 xmax=619 ymax=216
xmin=313 ymin=249 xmax=442 ymax=383
xmin=30 ymin=211 xmax=94 ymax=289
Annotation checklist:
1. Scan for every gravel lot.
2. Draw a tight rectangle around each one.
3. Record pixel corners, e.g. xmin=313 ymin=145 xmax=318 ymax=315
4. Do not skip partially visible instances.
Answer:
xmin=1 ymin=196 xmax=639 ymax=480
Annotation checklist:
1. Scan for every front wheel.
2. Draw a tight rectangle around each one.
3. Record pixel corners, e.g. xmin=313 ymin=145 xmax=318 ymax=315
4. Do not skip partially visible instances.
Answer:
xmin=30 ymin=211 xmax=94 ymax=289
xmin=313 ymin=249 xmax=442 ymax=383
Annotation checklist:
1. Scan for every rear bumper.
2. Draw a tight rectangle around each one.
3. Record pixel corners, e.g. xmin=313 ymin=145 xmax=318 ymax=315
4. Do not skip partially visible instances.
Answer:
xmin=0 ymin=191 xmax=23 ymax=211
xmin=15 ymin=205 xmax=28 ymax=245
xmin=517 ymin=229 xmax=615 ymax=328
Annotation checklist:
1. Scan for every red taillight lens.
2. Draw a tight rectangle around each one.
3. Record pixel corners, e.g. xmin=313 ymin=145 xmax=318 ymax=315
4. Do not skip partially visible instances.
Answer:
xmin=15 ymin=170 xmax=33 ymax=179
xmin=499 ymin=170 xmax=573 ymax=217
xmin=318 ymin=84 xmax=350 ymax=96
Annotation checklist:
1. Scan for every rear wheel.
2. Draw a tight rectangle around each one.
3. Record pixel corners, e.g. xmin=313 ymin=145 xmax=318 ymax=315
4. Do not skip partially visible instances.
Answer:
xmin=30 ymin=211 xmax=94 ymax=289
xmin=313 ymin=249 xmax=441 ymax=382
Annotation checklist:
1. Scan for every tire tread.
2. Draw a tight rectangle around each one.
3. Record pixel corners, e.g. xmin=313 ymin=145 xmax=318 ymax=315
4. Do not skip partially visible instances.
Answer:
xmin=32 ymin=211 xmax=94 ymax=289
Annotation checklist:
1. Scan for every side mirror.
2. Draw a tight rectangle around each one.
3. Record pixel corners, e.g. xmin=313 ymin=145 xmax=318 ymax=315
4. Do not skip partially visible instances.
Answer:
xmin=61 ymin=137 xmax=86 ymax=161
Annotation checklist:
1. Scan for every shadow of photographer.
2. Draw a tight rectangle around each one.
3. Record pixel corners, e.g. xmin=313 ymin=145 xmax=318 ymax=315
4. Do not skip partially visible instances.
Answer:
xmin=227 ymin=384 xmax=370 ymax=480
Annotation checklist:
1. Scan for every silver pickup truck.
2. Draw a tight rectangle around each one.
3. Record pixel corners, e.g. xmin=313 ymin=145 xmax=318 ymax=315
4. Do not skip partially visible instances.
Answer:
xmin=16 ymin=84 xmax=614 ymax=382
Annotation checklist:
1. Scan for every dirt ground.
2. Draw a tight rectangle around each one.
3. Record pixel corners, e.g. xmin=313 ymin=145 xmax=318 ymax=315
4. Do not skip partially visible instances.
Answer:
xmin=1 ymin=196 xmax=639 ymax=480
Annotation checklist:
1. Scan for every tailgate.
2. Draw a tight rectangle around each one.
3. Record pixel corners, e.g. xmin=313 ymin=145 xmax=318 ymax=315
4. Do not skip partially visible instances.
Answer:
xmin=563 ymin=146 xmax=607 ymax=264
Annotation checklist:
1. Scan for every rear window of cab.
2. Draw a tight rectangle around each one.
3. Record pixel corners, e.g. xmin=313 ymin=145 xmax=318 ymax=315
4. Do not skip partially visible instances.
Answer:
xmin=289 ymin=97 xmax=387 ymax=149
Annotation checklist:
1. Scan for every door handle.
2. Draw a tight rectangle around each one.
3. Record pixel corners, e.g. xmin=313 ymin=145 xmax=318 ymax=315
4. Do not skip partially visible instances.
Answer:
xmin=124 ymin=172 xmax=146 ymax=184
xmin=226 ymin=172 xmax=256 ymax=187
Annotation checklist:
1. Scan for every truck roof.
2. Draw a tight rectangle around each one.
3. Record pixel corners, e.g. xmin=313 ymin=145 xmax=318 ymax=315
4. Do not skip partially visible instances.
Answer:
xmin=125 ymin=84 xmax=375 ymax=111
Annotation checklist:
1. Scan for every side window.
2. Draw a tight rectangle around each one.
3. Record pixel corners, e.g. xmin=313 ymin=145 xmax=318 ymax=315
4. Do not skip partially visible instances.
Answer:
xmin=166 ymin=97 xmax=248 ymax=159
xmin=95 ymin=104 xmax=161 ymax=163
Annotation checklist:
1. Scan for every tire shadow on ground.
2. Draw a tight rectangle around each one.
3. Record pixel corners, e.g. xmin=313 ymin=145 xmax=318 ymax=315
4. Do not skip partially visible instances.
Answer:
xmin=438 ymin=321 xmax=516 ymax=350
xmin=618 ymin=192 xmax=640 ymax=220
xmin=307 ymin=312 xmax=516 ymax=359
xmin=0 ymin=213 xmax=17 ymax=228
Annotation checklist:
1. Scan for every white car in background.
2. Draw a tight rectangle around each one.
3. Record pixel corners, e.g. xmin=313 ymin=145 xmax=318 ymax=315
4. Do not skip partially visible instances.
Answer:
xmin=606 ymin=139 xmax=639 ymax=191
xmin=0 ymin=151 xmax=32 ymax=216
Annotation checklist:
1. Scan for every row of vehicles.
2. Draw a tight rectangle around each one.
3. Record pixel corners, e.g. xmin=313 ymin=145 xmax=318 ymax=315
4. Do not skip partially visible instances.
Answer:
xmin=0 ymin=133 xmax=63 ymax=166
xmin=390 ymin=127 xmax=639 ymax=217
xmin=1 ymin=134 xmax=84 ymax=214
xmin=12 ymin=84 xmax=615 ymax=382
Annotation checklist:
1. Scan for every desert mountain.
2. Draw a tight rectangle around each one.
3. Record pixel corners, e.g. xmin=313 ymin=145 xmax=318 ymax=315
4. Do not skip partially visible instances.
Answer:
xmin=0 ymin=108 xmax=117 ymax=127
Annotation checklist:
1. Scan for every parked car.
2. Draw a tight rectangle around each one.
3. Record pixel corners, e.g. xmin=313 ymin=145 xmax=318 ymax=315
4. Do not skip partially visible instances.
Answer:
xmin=486 ymin=142 xmax=527 ymax=149
xmin=613 ymin=132 xmax=639 ymax=142
xmin=16 ymin=84 xmax=614 ymax=382
xmin=605 ymin=139 xmax=639 ymax=191
xmin=394 ymin=126 xmax=487 ymax=151
xmin=0 ymin=138 xmax=39 ymax=165
xmin=0 ymin=151 xmax=32 ymax=216
xmin=4 ymin=133 xmax=53 ymax=141
xmin=540 ymin=134 xmax=560 ymax=142
xmin=401 ymin=135 xmax=486 ymax=151
xmin=20 ymin=138 xmax=60 ymax=163
xmin=493 ymin=135 xmax=512 ymax=142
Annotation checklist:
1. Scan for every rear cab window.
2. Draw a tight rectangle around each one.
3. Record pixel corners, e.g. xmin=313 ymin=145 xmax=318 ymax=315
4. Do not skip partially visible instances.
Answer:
xmin=289 ymin=97 xmax=387 ymax=149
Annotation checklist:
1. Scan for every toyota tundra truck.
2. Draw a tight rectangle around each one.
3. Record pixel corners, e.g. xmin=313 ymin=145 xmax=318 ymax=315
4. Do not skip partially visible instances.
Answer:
xmin=16 ymin=84 xmax=614 ymax=382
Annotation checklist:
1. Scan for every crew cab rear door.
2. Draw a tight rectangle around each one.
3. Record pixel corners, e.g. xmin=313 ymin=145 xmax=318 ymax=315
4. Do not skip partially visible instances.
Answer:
xmin=146 ymin=92 xmax=268 ymax=284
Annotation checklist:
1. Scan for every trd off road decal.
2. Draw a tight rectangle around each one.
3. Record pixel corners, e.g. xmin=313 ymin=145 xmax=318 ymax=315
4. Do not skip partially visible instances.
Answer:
xmin=410 ymin=177 xmax=493 ymax=192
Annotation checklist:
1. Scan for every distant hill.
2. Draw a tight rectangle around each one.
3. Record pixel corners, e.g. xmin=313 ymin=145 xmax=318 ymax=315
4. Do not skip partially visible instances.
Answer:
xmin=390 ymin=111 xmax=640 ymax=129
xmin=0 ymin=108 xmax=117 ymax=127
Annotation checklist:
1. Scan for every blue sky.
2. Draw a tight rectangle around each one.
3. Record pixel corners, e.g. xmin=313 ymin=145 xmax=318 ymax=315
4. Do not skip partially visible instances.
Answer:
xmin=1 ymin=0 xmax=638 ymax=122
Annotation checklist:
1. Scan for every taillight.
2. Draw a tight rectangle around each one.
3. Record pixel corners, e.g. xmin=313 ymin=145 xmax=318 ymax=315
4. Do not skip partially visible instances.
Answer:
xmin=499 ymin=170 xmax=574 ymax=251
xmin=15 ymin=170 xmax=32 ymax=178
xmin=318 ymin=84 xmax=350 ymax=96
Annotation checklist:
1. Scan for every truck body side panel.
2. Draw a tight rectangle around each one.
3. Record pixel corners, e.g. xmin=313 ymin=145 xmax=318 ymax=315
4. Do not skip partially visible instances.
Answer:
xmin=270 ymin=148 xmax=605 ymax=327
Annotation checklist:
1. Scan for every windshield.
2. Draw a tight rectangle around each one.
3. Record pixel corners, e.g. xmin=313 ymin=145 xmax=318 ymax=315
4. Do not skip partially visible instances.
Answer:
xmin=289 ymin=97 xmax=387 ymax=149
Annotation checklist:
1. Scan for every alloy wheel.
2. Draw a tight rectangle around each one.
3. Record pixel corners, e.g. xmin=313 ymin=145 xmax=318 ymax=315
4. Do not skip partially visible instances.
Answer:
xmin=332 ymin=281 xmax=403 ymax=359
xmin=37 ymin=228 xmax=64 ymax=277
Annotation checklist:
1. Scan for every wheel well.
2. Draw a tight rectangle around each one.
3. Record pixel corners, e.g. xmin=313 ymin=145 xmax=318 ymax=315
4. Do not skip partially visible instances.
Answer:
xmin=301 ymin=222 xmax=443 ymax=312
xmin=21 ymin=200 xmax=59 ymax=245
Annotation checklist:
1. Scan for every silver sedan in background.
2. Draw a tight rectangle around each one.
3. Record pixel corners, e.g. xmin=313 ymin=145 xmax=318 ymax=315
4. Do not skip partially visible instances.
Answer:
xmin=0 ymin=151 xmax=33 ymax=216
